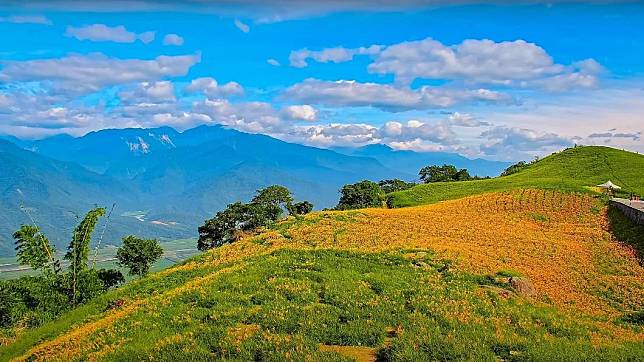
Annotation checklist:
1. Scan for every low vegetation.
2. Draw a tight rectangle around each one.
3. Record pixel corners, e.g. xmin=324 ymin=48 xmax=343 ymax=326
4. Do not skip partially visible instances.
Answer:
xmin=0 ymin=208 xmax=162 ymax=333
xmin=2 ymin=190 xmax=642 ymax=360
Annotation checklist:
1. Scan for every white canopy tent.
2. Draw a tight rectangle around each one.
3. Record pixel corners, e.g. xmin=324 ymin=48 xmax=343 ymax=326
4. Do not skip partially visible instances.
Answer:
xmin=597 ymin=180 xmax=622 ymax=190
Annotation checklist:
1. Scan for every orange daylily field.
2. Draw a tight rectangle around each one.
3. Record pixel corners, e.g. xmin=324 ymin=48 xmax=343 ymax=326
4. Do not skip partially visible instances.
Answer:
xmin=6 ymin=190 xmax=644 ymax=361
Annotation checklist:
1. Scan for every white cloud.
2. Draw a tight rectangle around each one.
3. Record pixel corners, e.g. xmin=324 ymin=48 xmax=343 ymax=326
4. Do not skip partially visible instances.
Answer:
xmin=119 ymin=81 xmax=176 ymax=103
xmin=267 ymin=58 xmax=281 ymax=66
xmin=163 ymin=33 xmax=184 ymax=46
xmin=283 ymin=78 xmax=512 ymax=111
xmin=184 ymin=77 xmax=244 ymax=98
xmin=447 ymin=112 xmax=489 ymax=127
xmin=379 ymin=120 xmax=456 ymax=144
xmin=65 ymin=24 xmax=156 ymax=43
xmin=480 ymin=126 xmax=574 ymax=159
xmin=281 ymin=105 xmax=318 ymax=121
xmin=291 ymin=38 xmax=601 ymax=91
xmin=194 ymin=98 xmax=283 ymax=133
xmin=0 ymin=15 xmax=51 ymax=25
xmin=150 ymin=112 xmax=212 ymax=129
xmin=289 ymin=45 xmax=382 ymax=68
xmin=0 ymin=53 xmax=201 ymax=93
xmin=0 ymin=93 xmax=11 ymax=109
xmin=368 ymin=38 xmax=568 ymax=84
xmin=234 ymin=19 xmax=250 ymax=33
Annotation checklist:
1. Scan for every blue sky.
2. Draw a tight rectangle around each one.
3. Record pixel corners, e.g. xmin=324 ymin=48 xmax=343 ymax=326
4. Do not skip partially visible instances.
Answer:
xmin=0 ymin=1 xmax=642 ymax=160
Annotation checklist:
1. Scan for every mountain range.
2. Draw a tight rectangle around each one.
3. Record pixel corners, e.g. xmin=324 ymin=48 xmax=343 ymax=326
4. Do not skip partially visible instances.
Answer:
xmin=0 ymin=125 xmax=510 ymax=256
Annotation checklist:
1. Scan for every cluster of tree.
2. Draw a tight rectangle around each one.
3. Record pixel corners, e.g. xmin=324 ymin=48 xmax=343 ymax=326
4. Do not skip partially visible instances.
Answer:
xmin=419 ymin=164 xmax=477 ymax=183
xmin=378 ymin=179 xmax=416 ymax=194
xmin=198 ymin=185 xmax=313 ymax=251
xmin=500 ymin=161 xmax=529 ymax=176
xmin=335 ymin=179 xmax=416 ymax=210
xmin=0 ymin=208 xmax=163 ymax=329
xmin=335 ymin=164 xmax=492 ymax=210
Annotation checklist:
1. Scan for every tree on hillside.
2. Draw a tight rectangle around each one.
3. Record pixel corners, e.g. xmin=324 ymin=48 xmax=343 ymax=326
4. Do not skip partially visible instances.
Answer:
xmin=6 ymin=206 xmax=126 ymax=327
xmin=65 ymin=207 xmax=106 ymax=275
xmin=13 ymin=225 xmax=55 ymax=272
xmin=336 ymin=180 xmax=384 ymax=210
xmin=251 ymin=185 xmax=294 ymax=224
xmin=419 ymin=164 xmax=472 ymax=183
xmin=65 ymin=207 xmax=106 ymax=304
xmin=290 ymin=201 xmax=314 ymax=216
xmin=198 ymin=202 xmax=251 ymax=250
xmin=117 ymin=236 xmax=163 ymax=278
xmin=378 ymin=179 xmax=415 ymax=194
xmin=501 ymin=161 xmax=528 ymax=176
xmin=198 ymin=185 xmax=310 ymax=251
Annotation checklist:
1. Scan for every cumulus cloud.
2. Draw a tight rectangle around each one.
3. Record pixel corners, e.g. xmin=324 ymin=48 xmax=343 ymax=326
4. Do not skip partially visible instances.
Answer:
xmin=281 ymin=105 xmax=318 ymax=121
xmin=149 ymin=112 xmax=212 ymax=129
xmin=289 ymin=45 xmax=382 ymax=68
xmin=283 ymin=79 xmax=512 ymax=111
xmin=378 ymin=120 xmax=456 ymax=144
xmin=0 ymin=15 xmax=51 ymax=25
xmin=369 ymin=38 xmax=565 ymax=84
xmin=0 ymin=53 xmax=201 ymax=93
xmin=291 ymin=38 xmax=601 ymax=91
xmin=184 ymin=77 xmax=244 ymax=98
xmin=447 ymin=112 xmax=489 ymax=127
xmin=163 ymin=33 xmax=184 ymax=46
xmin=234 ymin=19 xmax=250 ymax=33
xmin=194 ymin=98 xmax=282 ymax=133
xmin=65 ymin=24 xmax=155 ymax=43
xmin=282 ymin=118 xmax=461 ymax=149
xmin=480 ymin=126 xmax=574 ymax=159
xmin=119 ymin=81 xmax=176 ymax=103
xmin=267 ymin=58 xmax=281 ymax=66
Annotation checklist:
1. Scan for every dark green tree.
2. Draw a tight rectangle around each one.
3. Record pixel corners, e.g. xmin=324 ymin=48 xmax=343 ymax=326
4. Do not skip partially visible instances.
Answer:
xmin=290 ymin=201 xmax=314 ymax=215
xmin=336 ymin=180 xmax=384 ymax=210
xmin=378 ymin=179 xmax=415 ymax=194
xmin=117 ymin=235 xmax=163 ymax=278
xmin=13 ymin=225 xmax=55 ymax=272
xmin=97 ymin=269 xmax=125 ymax=290
xmin=419 ymin=164 xmax=472 ymax=183
xmin=198 ymin=186 xmax=311 ymax=251
xmin=501 ymin=161 xmax=528 ymax=176
xmin=198 ymin=202 xmax=252 ymax=250
xmin=251 ymin=185 xmax=294 ymax=222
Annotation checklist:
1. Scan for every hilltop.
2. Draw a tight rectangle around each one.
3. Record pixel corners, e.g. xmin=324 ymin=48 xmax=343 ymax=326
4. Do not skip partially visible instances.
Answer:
xmin=2 ymin=191 xmax=642 ymax=361
xmin=389 ymin=146 xmax=644 ymax=208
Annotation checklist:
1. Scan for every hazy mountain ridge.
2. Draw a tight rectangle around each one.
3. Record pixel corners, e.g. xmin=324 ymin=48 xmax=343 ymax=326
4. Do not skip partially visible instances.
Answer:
xmin=0 ymin=125 xmax=510 ymax=256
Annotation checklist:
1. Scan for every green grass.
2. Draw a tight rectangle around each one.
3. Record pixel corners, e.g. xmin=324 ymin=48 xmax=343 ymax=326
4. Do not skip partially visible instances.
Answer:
xmin=2 ymin=249 xmax=641 ymax=361
xmin=389 ymin=146 xmax=644 ymax=208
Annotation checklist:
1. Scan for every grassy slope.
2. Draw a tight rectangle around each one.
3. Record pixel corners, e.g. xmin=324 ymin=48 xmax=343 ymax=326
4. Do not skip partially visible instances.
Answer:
xmin=2 ymin=191 xmax=643 ymax=361
xmin=389 ymin=146 xmax=644 ymax=208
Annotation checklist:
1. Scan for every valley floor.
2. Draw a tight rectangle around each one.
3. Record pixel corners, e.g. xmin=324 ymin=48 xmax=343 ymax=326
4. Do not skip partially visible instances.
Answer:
xmin=1 ymin=190 xmax=643 ymax=361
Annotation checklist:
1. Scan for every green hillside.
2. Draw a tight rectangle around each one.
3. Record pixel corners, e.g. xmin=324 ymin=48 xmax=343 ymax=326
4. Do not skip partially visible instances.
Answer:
xmin=2 ymin=190 xmax=643 ymax=361
xmin=389 ymin=146 xmax=644 ymax=208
